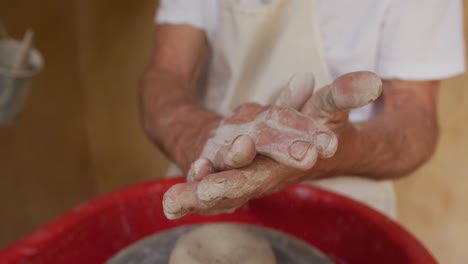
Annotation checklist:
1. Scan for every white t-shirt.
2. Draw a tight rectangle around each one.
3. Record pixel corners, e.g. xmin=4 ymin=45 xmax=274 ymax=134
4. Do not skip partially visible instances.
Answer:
xmin=156 ymin=0 xmax=465 ymax=121
xmin=156 ymin=1 xmax=464 ymax=216
xmin=156 ymin=0 xmax=465 ymax=81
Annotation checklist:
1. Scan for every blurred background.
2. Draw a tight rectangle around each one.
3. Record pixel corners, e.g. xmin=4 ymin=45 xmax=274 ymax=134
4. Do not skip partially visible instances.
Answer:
xmin=0 ymin=1 xmax=466 ymax=263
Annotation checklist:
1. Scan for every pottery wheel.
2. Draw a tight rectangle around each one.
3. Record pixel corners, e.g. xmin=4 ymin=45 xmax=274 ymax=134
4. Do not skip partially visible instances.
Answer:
xmin=107 ymin=223 xmax=333 ymax=264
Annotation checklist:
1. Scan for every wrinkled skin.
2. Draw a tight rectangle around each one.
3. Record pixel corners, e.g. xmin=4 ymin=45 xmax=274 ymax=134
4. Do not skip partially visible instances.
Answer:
xmin=163 ymin=71 xmax=383 ymax=219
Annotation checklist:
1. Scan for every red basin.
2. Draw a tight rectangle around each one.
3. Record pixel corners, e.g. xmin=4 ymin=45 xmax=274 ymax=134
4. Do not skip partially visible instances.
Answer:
xmin=0 ymin=178 xmax=437 ymax=264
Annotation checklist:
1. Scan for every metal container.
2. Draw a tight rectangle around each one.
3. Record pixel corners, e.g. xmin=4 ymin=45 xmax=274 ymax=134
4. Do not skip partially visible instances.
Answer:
xmin=0 ymin=38 xmax=43 ymax=124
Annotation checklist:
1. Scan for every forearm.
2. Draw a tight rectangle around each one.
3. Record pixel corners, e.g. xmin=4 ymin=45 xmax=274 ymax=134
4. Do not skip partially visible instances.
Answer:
xmin=336 ymin=110 xmax=438 ymax=179
xmin=140 ymin=67 xmax=220 ymax=170
xmin=322 ymin=80 xmax=440 ymax=180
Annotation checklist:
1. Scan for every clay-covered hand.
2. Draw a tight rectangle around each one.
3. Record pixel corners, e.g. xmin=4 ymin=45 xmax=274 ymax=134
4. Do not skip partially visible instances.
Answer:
xmin=164 ymin=71 xmax=383 ymax=219
xmin=188 ymin=72 xmax=337 ymax=182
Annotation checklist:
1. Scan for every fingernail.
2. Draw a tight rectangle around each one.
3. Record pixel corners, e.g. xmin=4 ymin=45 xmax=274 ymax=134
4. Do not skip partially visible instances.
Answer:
xmin=226 ymin=136 xmax=248 ymax=166
xmin=188 ymin=158 xmax=213 ymax=182
xmin=315 ymin=133 xmax=331 ymax=152
xmin=289 ymin=140 xmax=312 ymax=160
xmin=226 ymin=151 xmax=246 ymax=166
xmin=163 ymin=196 xmax=181 ymax=214
xmin=215 ymin=177 xmax=226 ymax=184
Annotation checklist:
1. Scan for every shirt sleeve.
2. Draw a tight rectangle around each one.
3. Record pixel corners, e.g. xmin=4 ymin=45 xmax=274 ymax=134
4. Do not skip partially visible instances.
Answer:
xmin=155 ymin=0 xmax=206 ymax=30
xmin=377 ymin=0 xmax=465 ymax=80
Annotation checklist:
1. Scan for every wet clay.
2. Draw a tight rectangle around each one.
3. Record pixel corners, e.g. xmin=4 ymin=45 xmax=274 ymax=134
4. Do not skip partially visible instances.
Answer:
xmin=169 ymin=224 xmax=276 ymax=264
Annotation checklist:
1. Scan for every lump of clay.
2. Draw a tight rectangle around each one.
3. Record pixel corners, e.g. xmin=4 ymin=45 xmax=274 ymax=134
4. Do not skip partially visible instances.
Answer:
xmin=169 ymin=224 xmax=277 ymax=264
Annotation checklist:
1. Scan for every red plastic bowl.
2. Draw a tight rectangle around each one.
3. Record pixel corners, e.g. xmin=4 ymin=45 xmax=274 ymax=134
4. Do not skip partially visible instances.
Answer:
xmin=0 ymin=178 xmax=436 ymax=264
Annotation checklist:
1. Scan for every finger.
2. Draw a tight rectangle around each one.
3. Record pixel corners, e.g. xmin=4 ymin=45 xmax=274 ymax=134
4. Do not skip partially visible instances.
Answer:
xmin=227 ymin=103 xmax=265 ymax=124
xmin=258 ymin=106 xmax=317 ymax=136
xmin=198 ymin=131 xmax=256 ymax=176
xmin=252 ymin=109 xmax=338 ymax=169
xmin=163 ymin=182 xmax=207 ymax=220
xmin=196 ymin=169 xmax=253 ymax=202
xmin=198 ymin=206 xmax=239 ymax=216
xmin=187 ymin=158 xmax=214 ymax=182
xmin=163 ymin=182 xmax=242 ymax=219
xmin=213 ymin=135 xmax=256 ymax=170
xmin=274 ymin=72 xmax=315 ymax=110
xmin=184 ymin=158 xmax=295 ymax=217
xmin=197 ymin=195 xmax=248 ymax=216
xmin=302 ymin=71 xmax=383 ymax=117
xmin=253 ymin=122 xmax=321 ymax=170
xmin=197 ymin=157 xmax=290 ymax=204
xmin=314 ymin=131 xmax=338 ymax=159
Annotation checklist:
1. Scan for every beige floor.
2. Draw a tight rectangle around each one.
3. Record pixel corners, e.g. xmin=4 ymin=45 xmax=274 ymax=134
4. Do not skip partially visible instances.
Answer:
xmin=0 ymin=1 xmax=467 ymax=263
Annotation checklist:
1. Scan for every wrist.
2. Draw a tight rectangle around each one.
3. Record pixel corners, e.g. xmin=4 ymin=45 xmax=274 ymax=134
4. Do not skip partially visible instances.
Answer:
xmin=171 ymin=105 xmax=221 ymax=171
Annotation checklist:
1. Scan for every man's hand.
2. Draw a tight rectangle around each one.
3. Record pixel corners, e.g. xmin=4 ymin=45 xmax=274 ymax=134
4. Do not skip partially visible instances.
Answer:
xmin=141 ymin=26 xmax=338 ymax=173
xmin=164 ymin=156 xmax=304 ymax=219
xmin=189 ymin=72 xmax=339 ymax=182
xmin=163 ymin=71 xmax=383 ymax=219
xmin=143 ymin=26 xmax=439 ymax=219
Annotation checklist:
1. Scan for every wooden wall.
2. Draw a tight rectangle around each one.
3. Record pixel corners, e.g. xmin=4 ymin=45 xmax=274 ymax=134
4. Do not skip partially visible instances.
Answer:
xmin=0 ymin=0 xmax=96 ymax=247
xmin=0 ymin=1 xmax=467 ymax=263
xmin=75 ymin=0 xmax=167 ymax=194
xmin=0 ymin=0 xmax=167 ymax=247
xmin=394 ymin=4 xmax=468 ymax=264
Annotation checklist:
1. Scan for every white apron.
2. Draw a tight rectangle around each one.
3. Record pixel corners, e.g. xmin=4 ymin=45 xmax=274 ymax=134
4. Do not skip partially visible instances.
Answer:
xmin=170 ymin=0 xmax=396 ymax=218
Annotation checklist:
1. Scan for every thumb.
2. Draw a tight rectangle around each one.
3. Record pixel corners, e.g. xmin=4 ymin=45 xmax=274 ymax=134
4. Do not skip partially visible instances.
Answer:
xmin=301 ymin=71 xmax=383 ymax=120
